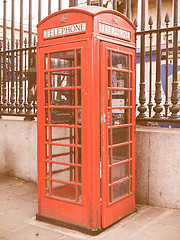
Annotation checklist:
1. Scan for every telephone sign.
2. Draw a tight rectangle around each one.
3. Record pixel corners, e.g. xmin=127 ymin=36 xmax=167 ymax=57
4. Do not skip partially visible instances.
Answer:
xmin=36 ymin=6 xmax=136 ymax=232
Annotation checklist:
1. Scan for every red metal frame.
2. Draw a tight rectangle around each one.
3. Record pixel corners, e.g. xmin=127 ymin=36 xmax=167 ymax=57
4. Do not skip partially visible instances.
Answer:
xmin=37 ymin=6 xmax=135 ymax=231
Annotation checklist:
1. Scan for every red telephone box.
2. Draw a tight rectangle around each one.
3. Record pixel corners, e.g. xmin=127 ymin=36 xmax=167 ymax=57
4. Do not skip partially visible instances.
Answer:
xmin=36 ymin=6 xmax=136 ymax=232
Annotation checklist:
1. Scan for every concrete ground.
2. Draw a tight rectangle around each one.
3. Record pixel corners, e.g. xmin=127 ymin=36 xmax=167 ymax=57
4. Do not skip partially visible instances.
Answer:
xmin=0 ymin=174 xmax=180 ymax=240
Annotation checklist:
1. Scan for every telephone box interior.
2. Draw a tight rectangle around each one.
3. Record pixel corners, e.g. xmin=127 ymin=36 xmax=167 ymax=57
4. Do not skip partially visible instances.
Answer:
xmin=36 ymin=6 xmax=136 ymax=232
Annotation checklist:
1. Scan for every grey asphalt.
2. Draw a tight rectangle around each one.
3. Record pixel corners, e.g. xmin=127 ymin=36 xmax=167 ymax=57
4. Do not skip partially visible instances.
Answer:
xmin=0 ymin=174 xmax=180 ymax=240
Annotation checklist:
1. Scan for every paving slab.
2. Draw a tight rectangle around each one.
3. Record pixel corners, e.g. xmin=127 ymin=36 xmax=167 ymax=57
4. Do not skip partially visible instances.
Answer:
xmin=1 ymin=175 xmax=180 ymax=240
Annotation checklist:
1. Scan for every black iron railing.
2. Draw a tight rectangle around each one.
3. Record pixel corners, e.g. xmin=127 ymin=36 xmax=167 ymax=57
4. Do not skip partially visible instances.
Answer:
xmin=135 ymin=0 xmax=180 ymax=124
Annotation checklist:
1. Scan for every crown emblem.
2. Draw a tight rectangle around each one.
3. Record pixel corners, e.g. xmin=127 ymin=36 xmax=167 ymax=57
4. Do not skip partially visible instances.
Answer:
xmin=113 ymin=17 xmax=119 ymax=25
xmin=60 ymin=15 xmax=67 ymax=23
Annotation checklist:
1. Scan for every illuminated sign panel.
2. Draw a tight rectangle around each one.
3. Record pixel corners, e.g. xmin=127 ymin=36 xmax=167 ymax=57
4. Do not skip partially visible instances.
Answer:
xmin=99 ymin=22 xmax=131 ymax=40
xmin=43 ymin=22 xmax=86 ymax=38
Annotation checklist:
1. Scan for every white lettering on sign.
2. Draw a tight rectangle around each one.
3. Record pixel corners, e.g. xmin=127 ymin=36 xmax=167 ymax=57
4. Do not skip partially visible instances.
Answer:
xmin=43 ymin=22 xmax=86 ymax=38
xmin=99 ymin=22 xmax=131 ymax=40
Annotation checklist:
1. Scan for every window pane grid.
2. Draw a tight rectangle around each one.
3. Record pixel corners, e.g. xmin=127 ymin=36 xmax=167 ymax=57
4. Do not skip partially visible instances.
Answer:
xmin=43 ymin=49 xmax=82 ymax=203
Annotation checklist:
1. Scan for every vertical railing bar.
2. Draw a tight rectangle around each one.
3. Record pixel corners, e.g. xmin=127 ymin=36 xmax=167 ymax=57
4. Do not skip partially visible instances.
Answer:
xmin=74 ymin=0 xmax=78 ymax=6
xmin=99 ymin=0 xmax=103 ymax=7
xmin=7 ymin=41 xmax=10 ymax=112
xmin=87 ymin=0 xmax=91 ymax=5
xmin=24 ymin=38 xmax=27 ymax=112
xmin=153 ymin=0 xmax=163 ymax=118
xmin=15 ymin=40 xmax=19 ymax=112
xmin=2 ymin=0 xmax=7 ymax=113
xmin=58 ymin=0 xmax=62 ymax=10
xmin=10 ymin=0 xmax=16 ymax=113
xmin=26 ymin=0 xmax=34 ymax=120
xmin=164 ymin=13 xmax=170 ymax=117
xmin=170 ymin=0 xmax=179 ymax=118
xmin=38 ymin=0 xmax=41 ymax=22
xmin=48 ymin=0 xmax=51 ymax=15
xmin=69 ymin=0 xmax=74 ymax=7
xmin=113 ymin=0 xmax=117 ymax=10
xmin=127 ymin=0 xmax=131 ymax=19
xmin=137 ymin=0 xmax=147 ymax=119
xmin=19 ymin=0 xmax=24 ymax=114
xmin=148 ymin=16 xmax=153 ymax=117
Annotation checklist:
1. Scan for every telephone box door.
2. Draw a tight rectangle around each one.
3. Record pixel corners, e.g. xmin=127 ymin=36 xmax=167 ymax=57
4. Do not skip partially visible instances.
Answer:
xmin=100 ymin=41 xmax=135 ymax=228
xmin=37 ymin=41 xmax=97 ymax=229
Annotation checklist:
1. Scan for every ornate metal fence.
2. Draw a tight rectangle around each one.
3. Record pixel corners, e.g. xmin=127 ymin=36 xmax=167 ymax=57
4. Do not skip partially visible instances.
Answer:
xmin=135 ymin=0 xmax=180 ymax=124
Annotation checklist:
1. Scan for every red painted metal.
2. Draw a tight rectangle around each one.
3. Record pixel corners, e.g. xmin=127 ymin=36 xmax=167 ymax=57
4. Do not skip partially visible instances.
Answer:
xmin=37 ymin=6 xmax=135 ymax=231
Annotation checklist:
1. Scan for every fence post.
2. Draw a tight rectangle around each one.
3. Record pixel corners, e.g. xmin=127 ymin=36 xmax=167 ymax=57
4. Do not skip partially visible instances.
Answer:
xmin=153 ymin=0 xmax=163 ymax=118
xmin=170 ymin=0 xmax=179 ymax=118
xmin=137 ymin=0 xmax=147 ymax=119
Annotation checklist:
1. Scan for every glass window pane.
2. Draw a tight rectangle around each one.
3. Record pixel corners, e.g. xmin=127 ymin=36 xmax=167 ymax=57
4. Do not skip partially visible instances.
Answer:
xmin=50 ymin=108 xmax=75 ymax=125
xmin=51 ymin=145 xmax=75 ymax=163
xmin=78 ymin=186 xmax=82 ymax=203
xmin=45 ymin=90 xmax=48 ymax=106
xmin=112 ymin=90 xmax=129 ymax=107
xmin=50 ymin=90 xmax=75 ymax=106
xmin=112 ymin=52 xmax=128 ymax=70
xmin=130 ymin=55 xmax=132 ymax=71
xmin=51 ymin=127 xmax=75 ymax=144
xmin=113 ymin=162 xmax=129 ymax=182
xmin=112 ymin=127 xmax=129 ymax=145
xmin=45 ymin=109 xmax=48 ymax=124
xmin=113 ymin=180 xmax=129 ymax=201
xmin=76 ymin=49 xmax=81 ymax=67
xmin=50 ymin=51 xmax=74 ymax=69
xmin=51 ymin=71 xmax=75 ymax=87
xmin=44 ymin=54 xmax=48 ymax=70
xmin=51 ymin=182 xmax=75 ymax=201
xmin=112 ymin=144 xmax=129 ymax=163
xmin=77 ymin=69 xmax=81 ymax=86
xmin=51 ymin=163 xmax=75 ymax=182
xmin=45 ymin=144 xmax=49 ymax=159
xmin=77 ymin=89 xmax=81 ymax=106
xmin=45 ymin=180 xmax=49 ymax=195
xmin=112 ymin=71 xmax=129 ymax=88
xmin=45 ymin=73 xmax=48 ymax=87
xmin=78 ymin=109 xmax=81 ymax=125
xmin=108 ymin=50 xmax=110 ymax=67
xmin=112 ymin=109 xmax=129 ymax=125
xmin=108 ymin=70 xmax=111 ymax=87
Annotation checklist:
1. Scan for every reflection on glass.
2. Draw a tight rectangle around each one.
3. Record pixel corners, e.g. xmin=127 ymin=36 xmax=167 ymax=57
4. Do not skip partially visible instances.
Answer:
xmin=113 ymin=180 xmax=129 ymax=201
xmin=112 ymin=71 xmax=129 ymax=88
xmin=50 ymin=51 xmax=74 ymax=69
xmin=45 ymin=109 xmax=48 ymax=124
xmin=45 ymin=73 xmax=48 ymax=87
xmin=112 ymin=90 xmax=128 ymax=106
xmin=77 ymin=69 xmax=81 ymax=86
xmin=113 ymin=162 xmax=129 ymax=182
xmin=108 ymin=70 xmax=111 ymax=87
xmin=108 ymin=50 xmax=110 ymax=67
xmin=78 ymin=186 xmax=82 ymax=203
xmin=50 ymin=108 xmax=75 ymax=125
xmin=51 ymin=71 xmax=75 ymax=87
xmin=78 ymin=109 xmax=81 ymax=125
xmin=52 ymin=182 xmax=76 ymax=200
xmin=77 ymin=89 xmax=81 ymax=106
xmin=45 ymin=180 xmax=49 ymax=195
xmin=50 ymin=90 xmax=75 ymax=106
xmin=44 ymin=54 xmax=48 ymax=70
xmin=78 ymin=148 xmax=82 ymax=164
xmin=76 ymin=49 xmax=81 ymax=67
xmin=45 ymin=90 xmax=48 ymax=106
xmin=112 ymin=52 xmax=128 ymax=70
xmin=112 ymin=144 xmax=129 ymax=163
xmin=112 ymin=127 xmax=129 ymax=145
xmin=112 ymin=109 xmax=128 ymax=125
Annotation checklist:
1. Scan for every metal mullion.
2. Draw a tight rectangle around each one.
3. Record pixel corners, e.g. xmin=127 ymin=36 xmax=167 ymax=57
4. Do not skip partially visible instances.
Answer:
xmin=111 ymin=142 xmax=130 ymax=148
xmin=109 ymin=50 xmax=113 ymax=203
xmin=110 ymin=87 xmax=129 ymax=91
xmin=49 ymin=142 xmax=78 ymax=148
xmin=111 ymin=176 xmax=129 ymax=187
xmin=74 ymin=49 xmax=79 ymax=202
xmin=49 ymin=87 xmax=76 ymax=90
xmin=49 ymin=67 xmax=75 ymax=72
xmin=49 ymin=106 xmax=76 ymax=109
xmin=47 ymin=53 xmax=52 ymax=196
xmin=111 ymin=68 xmax=129 ymax=73
xmin=110 ymin=124 xmax=129 ymax=129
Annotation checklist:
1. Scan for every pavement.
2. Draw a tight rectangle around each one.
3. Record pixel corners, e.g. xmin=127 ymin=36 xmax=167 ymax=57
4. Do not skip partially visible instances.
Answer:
xmin=0 ymin=174 xmax=180 ymax=240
